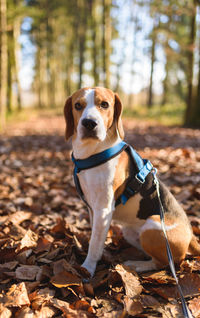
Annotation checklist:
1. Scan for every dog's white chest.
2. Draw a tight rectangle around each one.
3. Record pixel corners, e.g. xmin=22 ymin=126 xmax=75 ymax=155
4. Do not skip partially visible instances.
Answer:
xmin=78 ymin=156 xmax=119 ymax=211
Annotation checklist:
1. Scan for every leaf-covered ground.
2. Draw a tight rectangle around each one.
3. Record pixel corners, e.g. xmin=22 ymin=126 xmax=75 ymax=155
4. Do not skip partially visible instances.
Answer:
xmin=0 ymin=115 xmax=200 ymax=317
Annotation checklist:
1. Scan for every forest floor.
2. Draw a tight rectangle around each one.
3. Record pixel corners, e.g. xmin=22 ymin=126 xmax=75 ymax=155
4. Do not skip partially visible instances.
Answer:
xmin=0 ymin=114 xmax=200 ymax=317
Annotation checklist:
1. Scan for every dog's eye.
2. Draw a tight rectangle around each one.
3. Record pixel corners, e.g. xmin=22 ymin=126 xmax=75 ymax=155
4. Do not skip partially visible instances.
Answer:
xmin=75 ymin=103 xmax=83 ymax=111
xmin=101 ymin=101 xmax=109 ymax=109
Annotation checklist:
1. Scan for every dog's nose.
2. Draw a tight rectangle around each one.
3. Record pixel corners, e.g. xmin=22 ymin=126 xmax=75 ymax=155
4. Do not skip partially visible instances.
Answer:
xmin=82 ymin=118 xmax=97 ymax=130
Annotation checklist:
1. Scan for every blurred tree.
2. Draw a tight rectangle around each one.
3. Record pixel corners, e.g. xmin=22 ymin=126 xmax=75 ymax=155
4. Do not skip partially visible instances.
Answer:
xmin=89 ymin=0 xmax=100 ymax=86
xmin=147 ymin=0 xmax=161 ymax=108
xmin=0 ymin=0 xmax=8 ymax=130
xmin=102 ymin=0 xmax=111 ymax=87
xmin=184 ymin=0 xmax=197 ymax=125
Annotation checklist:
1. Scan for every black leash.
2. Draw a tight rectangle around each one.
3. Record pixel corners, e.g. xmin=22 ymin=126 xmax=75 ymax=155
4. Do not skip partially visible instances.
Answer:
xmin=153 ymin=169 xmax=193 ymax=318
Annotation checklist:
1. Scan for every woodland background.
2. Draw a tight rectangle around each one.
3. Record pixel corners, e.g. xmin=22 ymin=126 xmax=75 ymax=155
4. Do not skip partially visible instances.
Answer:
xmin=0 ymin=0 xmax=200 ymax=317
xmin=0 ymin=0 xmax=200 ymax=129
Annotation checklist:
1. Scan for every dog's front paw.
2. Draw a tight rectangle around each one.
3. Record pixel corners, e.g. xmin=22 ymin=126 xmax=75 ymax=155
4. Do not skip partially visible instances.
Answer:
xmin=81 ymin=260 xmax=96 ymax=278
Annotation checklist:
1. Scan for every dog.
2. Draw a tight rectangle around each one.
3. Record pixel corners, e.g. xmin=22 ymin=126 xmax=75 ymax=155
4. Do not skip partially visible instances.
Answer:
xmin=64 ymin=86 xmax=200 ymax=277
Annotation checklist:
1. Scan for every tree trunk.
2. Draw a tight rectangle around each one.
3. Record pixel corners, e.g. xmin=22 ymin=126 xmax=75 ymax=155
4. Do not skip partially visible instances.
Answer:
xmin=78 ymin=0 xmax=87 ymax=89
xmin=13 ymin=15 xmax=22 ymax=111
xmin=184 ymin=0 xmax=197 ymax=125
xmin=147 ymin=32 xmax=156 ymax=108
xmin=196 ymin=39 xmax=200 ymax=115
xmin=161 ymin=60 xmax=169 ymax=106
xmin=91 ymin=0 xmax=99 ymax=86
xmin=128 ymin=2 xmax=138 ymax=109
xmin=0 ymin=0 xmax=8 ymax=130
xmin=7 ymin=47 xmax=12 ymax=112
xmin=102 ymin=0 xmax=111 ymax=88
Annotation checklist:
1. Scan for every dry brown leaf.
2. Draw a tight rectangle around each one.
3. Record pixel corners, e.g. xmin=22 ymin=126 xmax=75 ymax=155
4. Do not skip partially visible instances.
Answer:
xmin=115 ymin=264 xmax=142 ymax=298
xmin=34 ymin=237 xmax=52 ymax=254
xmin=141 ymin=270 xmax=175 ymax=285
xmin=94 ymin=298 xmax=123 ymax=317
xmin=161 ymin=303 xmax=184 ymax=318
xmin=188 ymin=296 xmax=200 ymax=317
xmin=53 ymin=258 xmax=79 ymax=276
xmin=29 ymin=288 xmax=55 ymax=310
xmin=17 ymin=229 xmax=38 ymax=251
xmin=51 ymin=218 xmax=66 ymax=235
xmin=15 ymin=307 xmax=34 ymax=318
xmin=72 ymin=299 xmax=94 ymax=313
xmin=153 ymin=273 xmax=200 ymax=299
xmin=8 ymin=211 xmax=32 ymax=225
xmin=49 ymin=298 xmax=82 ymax=317
xmin=51 ymin=270 xmax=82 ymax=288
xmin=34 ymin=305 xmax=58 ymax=318
xmin=90 ymin=269 xmax=110 ymax=289
xmin=16 ymin=265 xmax=40 ymax=281
xmin=3 ymin=282 xmax=30 ymax=307
xmin=140 ymin=294 xmax=160 ymax=308
xmin=83 ymin=283 xmax=94 ymax=297
xmin=0 ymin=261 xmax=18 ymax=271
xmin=0 ymin=304 xmax=12 ymax=318
xmin=123 ymin=296 xmax=143 ymax=316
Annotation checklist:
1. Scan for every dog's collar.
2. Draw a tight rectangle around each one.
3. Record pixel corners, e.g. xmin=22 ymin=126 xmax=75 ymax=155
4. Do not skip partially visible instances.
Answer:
xmin=71 ymin=141 xmax=128 ymax=172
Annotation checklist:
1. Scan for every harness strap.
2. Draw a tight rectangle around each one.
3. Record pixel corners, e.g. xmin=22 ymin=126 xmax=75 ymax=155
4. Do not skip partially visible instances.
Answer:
xmin=72 ymin=141 xmax=127 ymax=171
xmin=72 ymin=141 xmax=128 ymax=207
xmin=115 ymin=145 xmax=153 ymax=206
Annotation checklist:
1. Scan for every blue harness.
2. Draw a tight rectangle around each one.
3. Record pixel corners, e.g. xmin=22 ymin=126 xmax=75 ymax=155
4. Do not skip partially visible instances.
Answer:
xmin=71 ymin=141 xmax=153 ymax=207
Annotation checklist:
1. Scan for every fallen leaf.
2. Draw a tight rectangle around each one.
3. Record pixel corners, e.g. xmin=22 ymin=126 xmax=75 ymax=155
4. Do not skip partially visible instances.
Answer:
xmin=2 ymin=282 xmax=30 ymax=307
xmin=72 ymin=299 xmax=94 ymax=313
xmin=53 ymin=258 xmax=79 ymax=276
xmin=34 ymin=237 xmax=52 ymax=254
xmin=188 ymin=296 xmax=200 ymax=317
xmin=17 ymin=229 xmax=38 ymax=251
xmin=141 ymin=270 xmax=175 ymax=285
xmin=0 ymin=261 xmax=18 ymax=271
xmin=152 ymin=273 xmax=200 ymax=299
xmin=123 ymin=296 xmax=143 ymax=316
xmin=16 ymin=265 xmax=40 ymax=280
xmin=51 ymin=270 xmax=82 ymax=288
xmin=15 ymin=307 xmax=34 ymax=318
xmin=8 ymin=211 xmax=32 ymax=225
xmin=114 ymin=264 xmax=142 ymax=298
xmin=0 ymin=304 xmax=12 ymax=318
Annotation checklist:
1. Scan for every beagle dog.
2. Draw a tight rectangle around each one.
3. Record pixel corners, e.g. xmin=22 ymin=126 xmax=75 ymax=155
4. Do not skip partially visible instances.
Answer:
xmin=64 ymin=87 xmax=200 ymax=277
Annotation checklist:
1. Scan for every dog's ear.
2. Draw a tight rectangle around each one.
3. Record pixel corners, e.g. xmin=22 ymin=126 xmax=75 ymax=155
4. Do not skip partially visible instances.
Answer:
xmin=64 ymin=96 xmax=74 ymax=140
xmin=114 ymin=93 xmax=124 ymax=139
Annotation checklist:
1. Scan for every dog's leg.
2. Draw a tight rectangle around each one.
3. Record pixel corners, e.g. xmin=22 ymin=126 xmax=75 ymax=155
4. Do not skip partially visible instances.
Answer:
xmin=124 ymin=215 xmax=192 ymax=273
xmin=82 ymin=208 xmax=113 ymax=277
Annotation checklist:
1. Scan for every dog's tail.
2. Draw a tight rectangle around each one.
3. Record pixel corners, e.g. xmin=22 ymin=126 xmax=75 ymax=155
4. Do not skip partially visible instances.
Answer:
xmin=188 ymin=235 xmax=200 ymax=256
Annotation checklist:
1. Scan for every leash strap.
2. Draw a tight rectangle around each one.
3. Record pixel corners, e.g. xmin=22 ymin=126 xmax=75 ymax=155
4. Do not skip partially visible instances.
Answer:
xmin=153 ymin=170 xmax=193 ymax=318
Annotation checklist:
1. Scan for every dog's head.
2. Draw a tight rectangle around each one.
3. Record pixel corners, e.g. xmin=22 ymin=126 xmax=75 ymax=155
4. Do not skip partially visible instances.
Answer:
xmin=64 ymin=87 xmax=124 ymax=142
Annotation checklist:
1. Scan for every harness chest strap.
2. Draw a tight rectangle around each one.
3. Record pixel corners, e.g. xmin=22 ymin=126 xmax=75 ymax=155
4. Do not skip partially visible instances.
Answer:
xmin=71 ymin=141 xmax=153 ymax=207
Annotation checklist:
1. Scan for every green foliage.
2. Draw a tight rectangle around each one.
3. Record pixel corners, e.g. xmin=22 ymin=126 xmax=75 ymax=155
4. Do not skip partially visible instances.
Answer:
xmin=123 ymin=102 xmax=185 ymax=126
